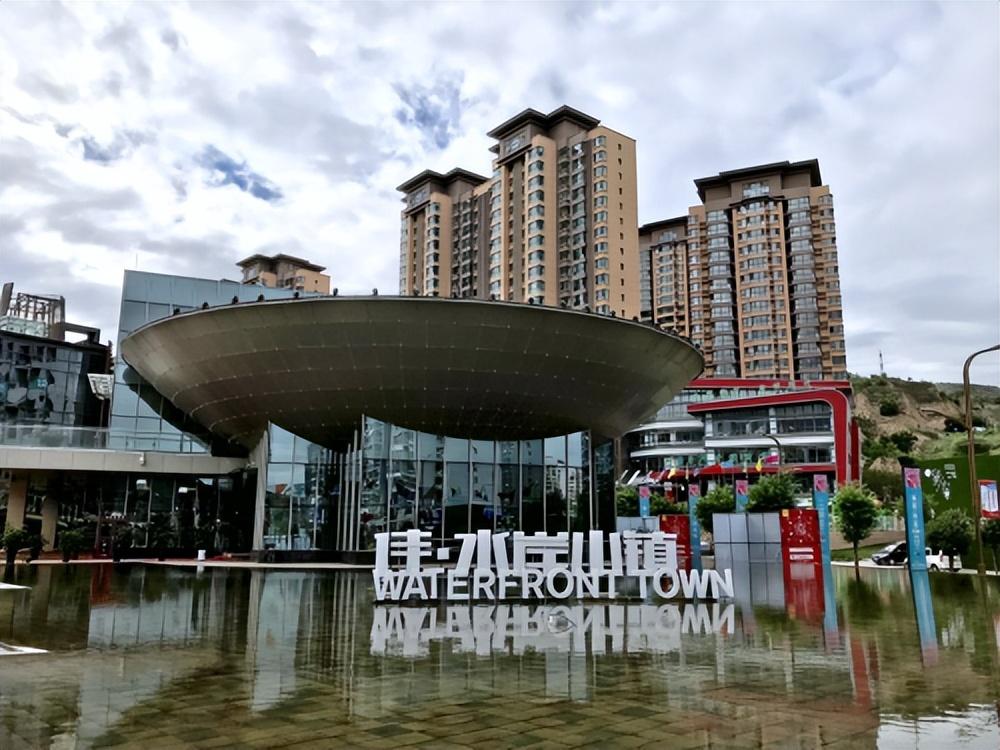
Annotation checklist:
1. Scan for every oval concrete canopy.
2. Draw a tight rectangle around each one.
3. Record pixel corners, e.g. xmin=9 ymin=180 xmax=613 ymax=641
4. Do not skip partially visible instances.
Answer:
xmin=120 ymin=297 xmax=703 ymax=446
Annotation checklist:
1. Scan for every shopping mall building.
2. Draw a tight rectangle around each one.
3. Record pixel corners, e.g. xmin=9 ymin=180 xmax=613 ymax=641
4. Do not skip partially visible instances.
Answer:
xmin=0 ymin=266 xmax=702 ymax=560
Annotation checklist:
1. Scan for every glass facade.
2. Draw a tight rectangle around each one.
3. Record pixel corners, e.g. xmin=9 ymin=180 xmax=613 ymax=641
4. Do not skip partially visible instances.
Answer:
xmin=0 ymin=330 xmax=107 ymax=431
xmin=331 ymin=417 xmax=604 ymax=552
xmin=262 ymin=425 xmax=335 ymax=551
xmin=110 ymin=271 xmax=313 ymax=453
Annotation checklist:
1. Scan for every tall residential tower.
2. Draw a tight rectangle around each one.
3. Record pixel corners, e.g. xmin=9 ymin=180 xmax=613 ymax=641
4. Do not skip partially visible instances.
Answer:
xmin=398 ymin=106 xmax=640 ymax=318
xmin=640 ymin=160 xmax=846 ymax=380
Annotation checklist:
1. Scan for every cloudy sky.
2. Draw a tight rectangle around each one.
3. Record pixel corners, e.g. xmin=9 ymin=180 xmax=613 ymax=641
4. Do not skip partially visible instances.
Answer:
xmin=1 ymin=1 xmax=997 ymax=384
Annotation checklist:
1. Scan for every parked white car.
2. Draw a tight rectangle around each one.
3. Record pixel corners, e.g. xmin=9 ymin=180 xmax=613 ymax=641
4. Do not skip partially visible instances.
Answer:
xmin=925 ymin=548 xmax=962 ymax=572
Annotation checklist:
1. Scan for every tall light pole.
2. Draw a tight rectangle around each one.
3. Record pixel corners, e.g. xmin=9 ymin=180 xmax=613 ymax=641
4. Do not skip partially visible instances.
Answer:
xmin=762 ymin=432 xmax=782 ymax=469
xmin=964 ymin=343 xmax=999 ymax=578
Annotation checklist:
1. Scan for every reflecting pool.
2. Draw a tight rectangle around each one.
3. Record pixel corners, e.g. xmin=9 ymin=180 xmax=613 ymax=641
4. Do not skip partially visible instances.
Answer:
xmin=0 ymin=564 xmax=998 ymax=749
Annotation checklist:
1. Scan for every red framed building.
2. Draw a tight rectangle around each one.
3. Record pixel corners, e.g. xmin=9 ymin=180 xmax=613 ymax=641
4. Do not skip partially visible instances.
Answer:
xmin=624 ymin=377 xmax=861 ymax=487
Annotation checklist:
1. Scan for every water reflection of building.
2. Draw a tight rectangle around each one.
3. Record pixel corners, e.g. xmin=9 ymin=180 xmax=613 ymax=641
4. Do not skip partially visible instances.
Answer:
xmin=2 ymin=567 xmax=999 ymax=748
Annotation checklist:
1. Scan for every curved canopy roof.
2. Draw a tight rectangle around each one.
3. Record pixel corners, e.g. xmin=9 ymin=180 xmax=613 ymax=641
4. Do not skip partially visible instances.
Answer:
xmin=120 ymin=297 xmax=703 ymax=446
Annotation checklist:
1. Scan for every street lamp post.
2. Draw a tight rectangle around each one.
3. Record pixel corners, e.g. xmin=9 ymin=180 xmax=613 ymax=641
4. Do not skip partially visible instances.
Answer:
xmin=964 ymin=344 xmax=1000 ymax=578
xmin=761 ymin=433 xmax=782 ymax=469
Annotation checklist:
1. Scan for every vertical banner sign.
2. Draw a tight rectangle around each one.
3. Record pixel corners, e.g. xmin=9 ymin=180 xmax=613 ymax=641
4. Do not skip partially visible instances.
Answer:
xmin=980 ymin=480 xmax=1000 ymax=519
xmin=812 ymin=474 xmax=837 ymax=642
xmin=903 ymin=467 xmax=928 ymax=571
xmin=910 ymin=569 xmax=939 ymax=666
xmin=688 ymin=484 xmax=702 ymax=572
xmin=735 ymin=479 xmax=749 ymax=513
xmin=638 ymin=484 xmax=651 ymax=518
xmin=812 ymin=475 xmax=831 ymax=564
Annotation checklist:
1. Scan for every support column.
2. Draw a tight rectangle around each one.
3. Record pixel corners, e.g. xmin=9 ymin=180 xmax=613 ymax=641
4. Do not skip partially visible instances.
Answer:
xmin=5 ymin=473 xmax=28 ymax=531
xmin=41 ymin=496 xmax=59 ymax=551
xmin=250 ymin=429 xmax=269 ymax=551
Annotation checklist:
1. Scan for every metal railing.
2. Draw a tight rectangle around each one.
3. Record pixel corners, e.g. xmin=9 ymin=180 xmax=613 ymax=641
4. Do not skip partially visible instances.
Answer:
xmin=0 ymin=424 xmax=209 ymax=454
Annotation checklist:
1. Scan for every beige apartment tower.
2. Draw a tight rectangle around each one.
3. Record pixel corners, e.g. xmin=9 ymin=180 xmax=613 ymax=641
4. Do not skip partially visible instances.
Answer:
xmin=398 ymin=106 xmax=640 ymax=319
xmin=640 ymin=160 xmax=846 ymax=380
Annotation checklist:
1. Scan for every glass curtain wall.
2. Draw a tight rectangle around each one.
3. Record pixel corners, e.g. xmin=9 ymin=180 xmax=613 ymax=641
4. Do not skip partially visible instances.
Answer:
xmin=349 ymin=417 xmax=599 ymax=551
xmin=110 ymin=271 xmax=312 ymax=454
xmin=263 ymin=425 xmax=334 ymax=551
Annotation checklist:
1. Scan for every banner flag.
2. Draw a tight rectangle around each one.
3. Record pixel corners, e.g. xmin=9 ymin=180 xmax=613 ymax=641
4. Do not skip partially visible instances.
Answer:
xmin=688 ymin=484 xmax=702 ymax=572
xmin=735 ymin=479 xmax=749 ymax=513
xmin=903 ymin=467 xmax=928 ymax=571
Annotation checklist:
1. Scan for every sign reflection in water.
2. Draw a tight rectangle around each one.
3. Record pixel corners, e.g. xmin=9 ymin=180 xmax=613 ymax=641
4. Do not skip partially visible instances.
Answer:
xmin=370 ymin=602 xmax=735 ymax=659
xmin=1 ymin=565 xmax=999 ymax=748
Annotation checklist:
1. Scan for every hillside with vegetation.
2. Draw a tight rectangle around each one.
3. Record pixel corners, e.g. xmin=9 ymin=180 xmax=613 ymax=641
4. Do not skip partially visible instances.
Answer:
xmin=852 ymin=375 xmax=1000 ymax=500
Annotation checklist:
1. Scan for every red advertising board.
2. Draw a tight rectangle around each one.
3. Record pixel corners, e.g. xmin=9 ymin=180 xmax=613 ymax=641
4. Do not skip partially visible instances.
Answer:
xmin=780 ymin=508 xmax=824 ymax=621
xmin=659 ymin=514 xmax=691 ymax=572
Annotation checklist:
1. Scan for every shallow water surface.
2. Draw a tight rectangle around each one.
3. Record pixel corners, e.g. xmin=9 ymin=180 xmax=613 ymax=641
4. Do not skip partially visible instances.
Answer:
xmin=0 ymin=563 xmax=997 ymax=748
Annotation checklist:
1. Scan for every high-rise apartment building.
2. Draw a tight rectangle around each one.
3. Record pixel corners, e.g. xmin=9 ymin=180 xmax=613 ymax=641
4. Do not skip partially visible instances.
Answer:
xmin=640 ymin=160 xmax=846 ymax=380
xmin=398 ymin=106 xmax=640 ymax=318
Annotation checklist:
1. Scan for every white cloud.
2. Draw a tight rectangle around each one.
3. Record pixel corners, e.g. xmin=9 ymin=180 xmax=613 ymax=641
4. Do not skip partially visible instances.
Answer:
xmin=0 ymin=0 xmax=997 ymax=384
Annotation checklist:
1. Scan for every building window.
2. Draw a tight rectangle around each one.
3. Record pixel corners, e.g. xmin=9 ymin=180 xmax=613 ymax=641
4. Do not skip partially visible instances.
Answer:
xmin=742 ymin=181 xmax=770 ymax=198
xmin=593 ymin=135 xmax=606 ymax=147
xmin=594 ymin=226 xmax=608 ymax=238
xmin=595 ymin=242 xmax=608 ymax=254
xmin=528 ymin=175 xmax=544 ymax=189
xmin=594 ymin=166 xmax=607 ymax=178
xmin=595 ymin=273 xmax=609 ymax=285
xmin=594 ymin=210 xmax=608 ymax=223
xmin=593 ymin=150 xmax=607 ymax=163
xmin=594 ymin=196 xmax=608 ymax=208
xmin=595 ymin=181 xmax=607 ymax=192
xmin=528 ymin=190 xmax=544 ymax=203
xmin=528 ymin=281 xmax=545 ymax=294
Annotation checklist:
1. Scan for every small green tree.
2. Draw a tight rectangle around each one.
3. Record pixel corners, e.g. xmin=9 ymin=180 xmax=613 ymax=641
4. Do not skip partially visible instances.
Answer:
xmin=926 ymin=509 xmax=974 ymax=571
xmin=746 ymin=474 xmax=797 ymax=513
xmin=982 ymin=519 xmax=1000 ymax=573
xmin=695 ymin=486 xmax=736 ymax=535
xmin=834 ymin=484 xmax=879 ymax=574
xmin=862 ymin=468 xmax=903 ymax=505
xmin=888 ymin=431 xmax=917 ymax=453
xmin=879 ymin=398 xmax=900 ymax=417
xmin=615 ymin=485 xmax=639 ymax=517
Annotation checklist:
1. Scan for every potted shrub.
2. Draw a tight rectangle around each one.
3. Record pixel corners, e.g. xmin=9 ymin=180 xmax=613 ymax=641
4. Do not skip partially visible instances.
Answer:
xmin=59 ymin=529 xmax=87 ymax=563
xmin=2 ymin=528 xmax=30 ymax=568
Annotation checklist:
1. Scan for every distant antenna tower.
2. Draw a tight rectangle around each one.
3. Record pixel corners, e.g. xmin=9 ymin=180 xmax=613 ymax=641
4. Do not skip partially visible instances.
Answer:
xmin=879 ymin=350 xmax=885 ymax=376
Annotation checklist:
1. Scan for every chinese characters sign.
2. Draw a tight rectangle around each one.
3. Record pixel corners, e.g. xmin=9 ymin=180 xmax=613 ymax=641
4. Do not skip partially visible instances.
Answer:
xmin=372 ymin=530 xmax=734 ymax=602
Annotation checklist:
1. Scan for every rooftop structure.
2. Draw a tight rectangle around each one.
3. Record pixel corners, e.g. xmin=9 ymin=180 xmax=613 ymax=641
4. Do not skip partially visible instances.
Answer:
xmin=236 ymin=253 xmax=331 ymax=294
